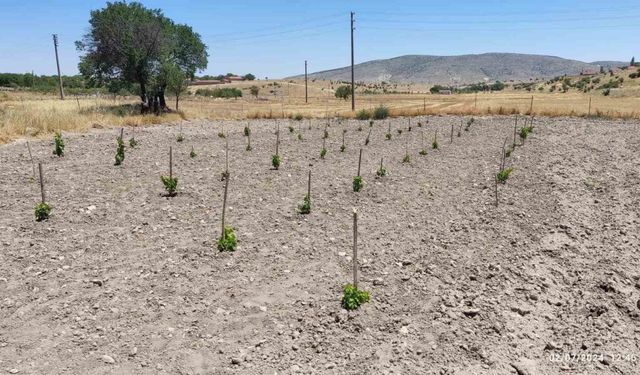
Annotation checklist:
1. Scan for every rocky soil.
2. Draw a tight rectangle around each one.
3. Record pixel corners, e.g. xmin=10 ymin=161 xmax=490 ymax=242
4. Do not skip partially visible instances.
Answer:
xmin=1 ymin=116 xmax=639 ymax=374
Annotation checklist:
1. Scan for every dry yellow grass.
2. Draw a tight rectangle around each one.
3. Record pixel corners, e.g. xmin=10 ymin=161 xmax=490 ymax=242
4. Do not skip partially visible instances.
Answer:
xmin=1 ymin=78 xmax=639 ymax=144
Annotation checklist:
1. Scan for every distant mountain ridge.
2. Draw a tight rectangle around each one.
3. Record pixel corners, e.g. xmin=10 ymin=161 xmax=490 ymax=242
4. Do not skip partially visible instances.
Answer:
xmin=289 ymin=53 xmax=626 ymax=85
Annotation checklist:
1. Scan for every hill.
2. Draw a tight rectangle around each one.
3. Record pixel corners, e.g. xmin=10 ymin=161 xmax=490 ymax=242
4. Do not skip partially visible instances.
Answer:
xmin=290 ymin=53 xmax=627 ymax=85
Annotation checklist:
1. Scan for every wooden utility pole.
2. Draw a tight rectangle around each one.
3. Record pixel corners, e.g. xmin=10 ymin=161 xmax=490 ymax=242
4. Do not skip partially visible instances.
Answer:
xmin=304 ymin=60 xmax=308 ymax=104
xmin=350 ymin=11 xmax=355 ymax=111
xmin=221 ymin=173 xmax=230 ymax=238
xmin=529 ymin=95 xmax=534 ymax=114
xmin=169 ymin=146 xmax=173 ymax=178
xmin=588 ymin=97 xmax=592 ymax=117
xmin=52 ymin=34 xmax=65 ymax=100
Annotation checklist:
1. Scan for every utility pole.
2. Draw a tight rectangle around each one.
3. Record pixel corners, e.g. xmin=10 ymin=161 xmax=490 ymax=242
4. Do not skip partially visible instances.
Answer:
xmin=350 ymin=11 xmax=355 ymax=111
xmin=52 ymin=34 xmax=65 ymax=100
xmin=304 ymin=60 xmax=308 ymax=104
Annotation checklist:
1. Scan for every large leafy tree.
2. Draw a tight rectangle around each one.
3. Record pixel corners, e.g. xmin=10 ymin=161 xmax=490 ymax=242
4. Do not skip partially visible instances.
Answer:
xmin=76 ymin=2 xmax=208 ymax=113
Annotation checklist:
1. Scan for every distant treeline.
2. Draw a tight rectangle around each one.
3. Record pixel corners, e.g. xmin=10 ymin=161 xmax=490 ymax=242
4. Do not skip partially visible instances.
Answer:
xmin=0 ymin=73 xmax=111 ymax=95
xmin=430 ymin=81 xmax=506 ymax=94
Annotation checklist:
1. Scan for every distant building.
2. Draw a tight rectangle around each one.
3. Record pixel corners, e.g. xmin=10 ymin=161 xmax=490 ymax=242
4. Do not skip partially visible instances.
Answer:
xmin=226 ymin=76 xmax=244 ymax=81
xmin=580 ymin=68 xmax=599 ymax=76
xmin=190 ymin=79 xmax=225 ymax=86
xmin=438 ymin=89 xmax=452 ymax=95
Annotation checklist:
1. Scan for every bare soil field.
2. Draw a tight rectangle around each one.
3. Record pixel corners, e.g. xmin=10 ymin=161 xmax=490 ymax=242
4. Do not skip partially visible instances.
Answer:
xmin=1 ymin=115 xmax=639 ymax=374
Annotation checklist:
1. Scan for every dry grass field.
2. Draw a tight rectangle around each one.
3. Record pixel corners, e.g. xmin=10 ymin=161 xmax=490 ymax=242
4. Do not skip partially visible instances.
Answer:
xmin=1 ymin=72 xmax=639 ymax=144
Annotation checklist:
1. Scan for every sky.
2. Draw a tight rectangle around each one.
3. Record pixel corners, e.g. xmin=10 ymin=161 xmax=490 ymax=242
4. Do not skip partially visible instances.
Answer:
xmin=0 ymin=0 xmax=638 ymax=78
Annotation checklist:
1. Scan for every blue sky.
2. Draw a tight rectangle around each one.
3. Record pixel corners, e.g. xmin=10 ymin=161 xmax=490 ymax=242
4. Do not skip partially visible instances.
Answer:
xmin=0 ymin=0 xmax=637 ymax=78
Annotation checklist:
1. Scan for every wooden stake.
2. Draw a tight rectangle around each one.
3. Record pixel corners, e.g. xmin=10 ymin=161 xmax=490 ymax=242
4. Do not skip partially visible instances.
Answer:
xmin=352 ymin=208 xmax=358 ymax=289
xmin=307 ymin=170 xmax=311 ymax=199
xmin=169 ymin=146 xmax=173 ymax=179
xmin=357 ymin=148 xmax=362 ymax=176
xmin=450 ymin=123 xmax=454 ymax=143
xmin=38 ymin=162 xmax=45 ymax=204
xmin=119 ymin=127 xmax=124 ymax=140
xmin=513 ymin=116 xmax=518 ymax=148
xmin=342 ymin=131 xmax=345 ymax=148
xmin=225 ymin=137 xmax=229 ymax=173
xmin=529 ymin=95 xmax=534 ymax=114
xmin=588 ymin=97 xmax=592 ymax=117
xmin=221 ymin=172 xmax=230 ymax=238
xmin=501 ymin=137 xmax=508 ymax=170
xmin=380 ymin=157 xmax=384 ymax=171
xmin=276 ymin=123 xmax=280 ymax=155
xmin=26 ymin=141 xmax=36 ymax=180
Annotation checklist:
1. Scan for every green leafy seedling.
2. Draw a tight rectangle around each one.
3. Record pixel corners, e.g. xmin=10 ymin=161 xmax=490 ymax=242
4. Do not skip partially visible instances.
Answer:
xmin=496 ymin=167 xmax=513 ymax=184
xmin=386 ymin=133 xmax=392 ymax=140
xmin=114 ymin=136 xmax=125 ymax=165
xmin=244 ymin=126 xmax=251 ymax=137
xmin=129 ymin=137 xmax=138 ymax=148
xmin=397 ymin=129 xmax=403 ymax=135
xmin=218 ymin=132 xmax=226 ymax=138
xmin=160 ymin=176 xmax=178 ymax=195
xmin=34 ymin=202 xmax=51 ymax=221
xmin=353 ymin=175 xmax=363 ymax=192
xmin=288 ymin=126 xmax=294 ymax=133
xmin=340 ymin=145 xmax=346 ymax=152
xmin=432 ymin=140 xmax=439 ymax=149
xmin=272 ymin=154 xmax=281 ymax=169
xmin=176 ymin=134 xmax=184 ymax=142
xmin=218 ymin=226 xmax=237 ymax=252
xmin=505 ymin=148 xmax=512 ymax=157
xmin=419 ymin=149 xmax=428 ymax=156
xmin=402 ymin=154 xmax=411 ymax=163
xmin=341 ymin=284 xmax=370 ymax=310
xmin=298 ymin=195 xmax=311 ymax=214
xmin=298 ymin=133 xmax=303 ymax=141
xmin=53 ymin=131 xmax=64 ymax=157
xmin=320 ymin=148 xmax=327 ymax=159
xmin=190 ymin=147 xmax=197 ymax=158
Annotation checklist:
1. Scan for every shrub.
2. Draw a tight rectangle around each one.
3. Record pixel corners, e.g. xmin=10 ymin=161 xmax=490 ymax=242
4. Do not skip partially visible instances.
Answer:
xmin=114 ymin=136 xmax=125 ymax=165
xmin=373 ymin=105 xmax=389 ymax=120
xmin=419 ymin=149 xmax=427 ymax=156
xmin=34 ymin=202 xmax=51 ymax=221
xmin=272 ymin=154 xmax=280 ymax=169
xmin=402 ymin=154 xmax=411 ymax=163
xmin=353 ymin=176 xmax=363 ymax=192
xmin=298 ymin=195 xmax=311 ymax=214
xmin=53 ymin=132 xmax=64 ymax=157
xmin=195 ymin=87 xmax=242 ymax=98
xmin=496 ymin=167 xmax=513 ymax=183
xmin=432 ymin=140 xmax=439 ymax=149
xmin=335 ymin=85 xmax=351 ymax=100
xmin=244 ymin=126 xmax=251 ymax=137
xmin=397 ymin=129 xmax=402 ymax=135
xmin=190 ymin=147 xmax=197 ymax=158
xmin=218 ymin=132 xmax=226 ymax=138
xmin=386 ymin=133 xmax=392 ymax=140
xmin=320 ymin=148 xmax=327 ymax=159
xmin=160 ymin=176 xmax=178 ymax=195
xmin=217 ymin=226 xmax=237 ymax=252
xmin=341 ymin=284 xmax=370 ymax=310
xmin=340 ymin=145 xmax=346 ymax=152
xmin=505 ymin=148 xmax=512 ymax=157
xmin=129 ymin=137 xmax=138 ymax=148
xmin=288 ymin=126 xmax=294 ymax=133
xmin=355 ymin=109 xmax=371 ymax=120
xmin=176 ymin=134 xmax=184 ymax=142
xmin=298 ymin=133 xmax=303 ymax=141
xmin=293 ymin=113 xmax=303 ymax=121
xmin=369 ymin=120 xmax=374 ymax=127
xmin=323 ymin=129 xmax=329 ymax=139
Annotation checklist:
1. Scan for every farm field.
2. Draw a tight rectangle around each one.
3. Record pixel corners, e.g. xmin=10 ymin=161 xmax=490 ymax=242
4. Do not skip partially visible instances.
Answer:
xmin=1 ymin=115 xmax=639 ymax=374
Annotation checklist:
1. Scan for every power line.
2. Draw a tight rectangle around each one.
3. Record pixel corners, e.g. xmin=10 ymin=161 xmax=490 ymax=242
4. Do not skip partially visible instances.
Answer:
xmin=203 ymin=21 xmax=343 ymax=42
xmin=358 ymin=13 xmax=640 ymax=25
xmin=358 ymin=23 xmax=639 ymax=33
xmin=358 ymin=5 xmax=640 ymax=18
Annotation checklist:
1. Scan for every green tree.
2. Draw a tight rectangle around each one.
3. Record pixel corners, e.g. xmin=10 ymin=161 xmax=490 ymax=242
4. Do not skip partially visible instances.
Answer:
xmin=243 ymin=73 xmax=256 ymax=81
xmin=335 ymin=85 xmax=351 ymax=100
xmin=165 ymin=64 xmax=188 ymax=111
xmin=76 ymin=1 xmax=207 ymax=113
xmin=632 ymin=56 xmax=636 ymax=67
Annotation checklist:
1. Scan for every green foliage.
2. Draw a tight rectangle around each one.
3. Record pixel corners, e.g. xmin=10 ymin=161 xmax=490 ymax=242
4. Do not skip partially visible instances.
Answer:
xmin=357 ymin=126 xmax=362 ymax=131
xmin=297 ymin=133 xmax=303 ymax=141
xmin=288 ymin=126 xmax=294 ymax=133
xmin=176 ymin=134 xmax=184 ymax=142
xmin=505 ymin=148 xmax=512 ymax=157
xmin=519 ymin=125 xmax=534 ymax=141
xmin=402 ymin=154 xmax=411 ymax=163
xmin=417 ymin=122 xmax=422 ymax=127
xmin=190 ymin=147 xmax=197 ymax=158
xmin=320 ymin=148 xmax=327 ymax=159
xmin=114 ymin=136 xmax=125 ymax=165
xmin=272 ymin=154 xmax=281 ymax=169
xmin=218 ymin=132 xmax=226 ymax=138
xmin=164 ymin=63 xmax=188 ymax=110
xmin=340 ymin=144 xmax=346 ymax=152
xmin=160 ymin=175 xmax=178 ymax=195
xmin=386 ymin=133 xmax=392 ymax=140
xmin=244 ymin=126 xmax=251 ymax=136
xmin=195 ymin=87 xmax=242 ymax=98
xmin=34 ymin=202 xmax=51 ymax=221
xmin=323 ymin=129 xmax=329 ymax=139
xmin=129 ymin=137 xmax=138 ymax=148
xmin=377 ymin=165 xmax=387 ymax=177
xmin=419 ymin=149 xmax=428 ymax=156
xmin=293 ymin=113 xmax=303 ymax=121
xmin=217 ymin=226 xmax=237 ymax=252
xmin=355 ymin=109 xmax=371 ymax=120
xmin=432 ymin=140 xmax=439 ymax=149
xmin=372 ymin=105 xmax=389 ymax=120
xmin=496 ymin=167 xmax=513 ymax=183
xmin=246 ymin=143 xmax=252 ymax=151
xmin=335 ymin=85 xmax=352 ymax=100
xmin=369 ymin=120 xmax=374 ymax=127
xmin=397 ymin=129 xmax=402 ymax=135
xmin=341 ymin=284 xmax=370 ymax=310
xmin=353 ymin=175 xmax=363 ymax=192
xmin=243 ymin=73 xmax=256 ymax=81
xmin=53 ymin=132 xmax=65 ymax=157
xmin=298 ymin=195 xmax=311 ymax=214
xmin=430 ymin=84 xmax=450 ymax=94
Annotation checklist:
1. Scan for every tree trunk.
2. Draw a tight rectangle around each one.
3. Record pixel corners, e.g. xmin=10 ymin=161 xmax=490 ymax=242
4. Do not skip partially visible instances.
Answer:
xmin=175 ymin=95 xmax=179 ymax=111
